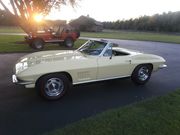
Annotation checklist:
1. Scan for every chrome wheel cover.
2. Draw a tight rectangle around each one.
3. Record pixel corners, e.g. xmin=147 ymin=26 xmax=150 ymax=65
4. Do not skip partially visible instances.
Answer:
xmin=138 ymin=66 xmax=149 ymax=81
xmin=45 ymin=78 xmax=64 ymax=97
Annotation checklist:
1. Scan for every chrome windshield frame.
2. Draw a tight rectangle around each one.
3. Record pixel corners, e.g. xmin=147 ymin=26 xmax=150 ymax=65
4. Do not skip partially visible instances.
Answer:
xmin=99 ymin=42 xmax=113 ymax=57
xmin=76 ymin=40 xmax=112 ymax=57
xmin=76 ymin=40 xmax=91 ymax=52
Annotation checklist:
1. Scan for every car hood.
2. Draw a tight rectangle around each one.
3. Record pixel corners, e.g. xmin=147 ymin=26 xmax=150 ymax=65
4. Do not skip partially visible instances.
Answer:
xmin=18 ymin=50 xmax=86 ymax=67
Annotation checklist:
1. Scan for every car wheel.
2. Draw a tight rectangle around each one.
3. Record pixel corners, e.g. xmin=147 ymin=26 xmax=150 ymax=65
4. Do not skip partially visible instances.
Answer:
xmin=64 ymin=38 xmax=74 ymax=48
xmin=59 ymin=42 xmax=64 ymax=46
xmin=28 ymin=43 xmax=33 ymax=48
xmin=32 ymin=39 xmax=44 ymax=50
xmin=131 ymin=64 xmax=152 ymax=85
xmin=37 ymin=74 xmax=70 ymax=100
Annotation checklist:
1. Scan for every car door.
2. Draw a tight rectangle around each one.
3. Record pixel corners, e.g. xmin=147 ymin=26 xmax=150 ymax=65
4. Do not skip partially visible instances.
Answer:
xmin=72 ymin=56 xmax=98 ymax=84
xmin=97 ymin=54 xmax=133 ymax=80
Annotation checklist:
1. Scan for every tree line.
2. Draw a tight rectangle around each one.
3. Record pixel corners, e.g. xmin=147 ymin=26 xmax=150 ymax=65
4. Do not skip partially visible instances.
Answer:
xmin=1 ymin=7 xmax=180 ymax=33
xmin=103 ymin=11 xmax=180 ymax=32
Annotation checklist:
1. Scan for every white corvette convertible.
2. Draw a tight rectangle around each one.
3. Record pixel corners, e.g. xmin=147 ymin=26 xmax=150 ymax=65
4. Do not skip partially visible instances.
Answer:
xmin=12 ymin=39 xmax=167 ymax=100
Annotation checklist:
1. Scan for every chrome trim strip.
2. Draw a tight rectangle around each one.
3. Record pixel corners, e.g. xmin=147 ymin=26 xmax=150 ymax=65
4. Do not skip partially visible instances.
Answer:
xmin=73 ymin=75 xmax=131 ymax=85
xmin=159 ymin=64 xmax=167 ymax=69
xmin=18 ymin=82 xmax=33 ymax=85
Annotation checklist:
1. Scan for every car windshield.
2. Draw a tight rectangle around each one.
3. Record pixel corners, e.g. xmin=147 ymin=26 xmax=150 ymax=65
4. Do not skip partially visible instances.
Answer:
xmin=78 ymin=40 xmax=107 ymax=56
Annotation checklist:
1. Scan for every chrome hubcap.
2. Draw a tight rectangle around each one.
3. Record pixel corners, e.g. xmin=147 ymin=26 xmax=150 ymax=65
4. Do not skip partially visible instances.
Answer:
xmin=45 ymin=78 xmax=64 ymax=97
xmin=138 ymin=67 xmax=149 ymax=81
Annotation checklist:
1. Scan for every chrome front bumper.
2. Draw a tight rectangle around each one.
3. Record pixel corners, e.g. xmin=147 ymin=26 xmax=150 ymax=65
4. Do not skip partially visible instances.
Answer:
xmin=12 ymin=74 xmax=32 ymax=85
xmin=12 ymin=74 xmax=18 ymax=83
xmin=159 ymin=64 xmax=167 ymax=69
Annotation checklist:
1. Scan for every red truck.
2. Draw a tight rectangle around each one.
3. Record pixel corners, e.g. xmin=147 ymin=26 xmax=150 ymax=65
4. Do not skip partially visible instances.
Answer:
xmin=25 ymin=25 xmax=80 ymax=50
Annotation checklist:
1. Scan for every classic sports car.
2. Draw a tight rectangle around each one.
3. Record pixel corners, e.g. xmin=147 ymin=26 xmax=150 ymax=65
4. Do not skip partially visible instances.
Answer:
xmin=12 ymin=39 xmax=167 ymax=100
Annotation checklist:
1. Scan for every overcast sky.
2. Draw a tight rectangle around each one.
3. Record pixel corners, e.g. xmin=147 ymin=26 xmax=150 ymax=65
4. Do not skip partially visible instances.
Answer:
xmin=1 ymin=0 xmax=180 ymax=22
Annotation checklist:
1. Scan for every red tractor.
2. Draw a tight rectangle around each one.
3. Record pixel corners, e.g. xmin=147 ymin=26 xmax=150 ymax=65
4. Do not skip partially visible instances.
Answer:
xmin=25 ymin=25 xmax=80 ymax=50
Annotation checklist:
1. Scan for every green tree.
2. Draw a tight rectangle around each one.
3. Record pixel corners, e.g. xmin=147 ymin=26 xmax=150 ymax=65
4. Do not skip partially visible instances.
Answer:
xmin=103 ymin=11 xmax=180 ymax=32
xmin=0 ymin=0 xmax=78 ymax=33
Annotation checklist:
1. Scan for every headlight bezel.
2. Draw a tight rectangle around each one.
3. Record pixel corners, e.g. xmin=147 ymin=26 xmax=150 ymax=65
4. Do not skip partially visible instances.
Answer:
xmin=15 ymin=61 xmax=28 ymax=74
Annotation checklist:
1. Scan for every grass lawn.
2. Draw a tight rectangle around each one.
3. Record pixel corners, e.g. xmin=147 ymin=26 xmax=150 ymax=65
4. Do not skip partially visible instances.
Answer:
xmin=0 ymin=26 xmax=24 ymax=33
xmin=1 ymin=26 xmax=180 ymax=44
xmin=45 ymin=89 xmax=180 ymax=135
xmin=0 ymin=35 xmax=86 ymax=53
xmin=0 ymin=33 xmax=179 ymax=53
xmin=82 ymin=30 xmax=180 ymax=44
